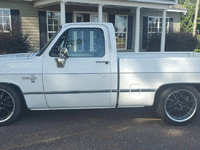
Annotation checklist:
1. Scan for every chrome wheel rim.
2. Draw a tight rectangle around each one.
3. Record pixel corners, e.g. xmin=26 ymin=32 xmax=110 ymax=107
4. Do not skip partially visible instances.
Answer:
xmin=165 ymin=89 xmax=197 ymax=123
xmin=0 ymin=89 xmax=15 ymax=123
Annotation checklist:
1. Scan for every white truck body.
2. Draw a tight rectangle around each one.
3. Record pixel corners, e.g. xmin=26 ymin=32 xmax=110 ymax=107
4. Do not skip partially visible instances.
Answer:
xmin=0 ymin=23 xmax=200 ymax=125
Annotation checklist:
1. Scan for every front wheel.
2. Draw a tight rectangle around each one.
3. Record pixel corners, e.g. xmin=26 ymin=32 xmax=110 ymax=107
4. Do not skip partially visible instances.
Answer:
xmin=157 ymin=85 xmax=200 ymax=125
xmin=0 ymin=85 xmax=21 ymax=126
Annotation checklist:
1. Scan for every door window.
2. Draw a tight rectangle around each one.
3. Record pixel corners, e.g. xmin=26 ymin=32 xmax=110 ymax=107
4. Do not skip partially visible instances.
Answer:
xmin=50 ymin=28 xmax=105 ymax=57
xmin=76 ymin=14 xmax=83 ymax=22
xmin=90 ymin=14 xmax=107 ymax=22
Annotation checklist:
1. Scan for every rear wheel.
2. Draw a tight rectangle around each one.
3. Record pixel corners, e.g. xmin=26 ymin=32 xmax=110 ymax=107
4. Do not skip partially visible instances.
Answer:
xmin=0 ymin=85 xmax=21 ymax=126
xmin=157 ymin=85 xmax=200 ymax=125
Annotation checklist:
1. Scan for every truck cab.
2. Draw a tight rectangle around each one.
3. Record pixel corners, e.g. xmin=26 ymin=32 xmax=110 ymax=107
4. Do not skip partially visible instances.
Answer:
xmin=41 ymin=23 xmax=118 ymax=109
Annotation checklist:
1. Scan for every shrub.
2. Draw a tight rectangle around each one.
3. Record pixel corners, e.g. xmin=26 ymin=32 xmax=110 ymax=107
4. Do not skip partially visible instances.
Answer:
xmin=147 ymin=32 xmax=198 ymax=52
xmin=0 ymin=30 xmax=32 ymax=54
xmin=195 ymin=35 xmax=200 ymax=52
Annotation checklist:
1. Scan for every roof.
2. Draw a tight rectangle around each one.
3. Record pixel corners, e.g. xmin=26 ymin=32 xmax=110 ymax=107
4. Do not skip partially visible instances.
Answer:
xmin=168 ymin=4 xmax=187 ymax=13
xmin=128 ymin=0 xmax=178 ymax=5
xmin=23 ymin=0 xmax=185 ymax=12
xmin=27 ymin=0 xmax=178 ymax=4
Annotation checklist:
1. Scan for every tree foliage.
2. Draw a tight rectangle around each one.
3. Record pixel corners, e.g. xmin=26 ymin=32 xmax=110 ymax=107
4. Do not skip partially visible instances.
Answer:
xmin=179 ymin=0 xmax=200 ymax=32
xmin=0 ymin=30 xmax=32 ymax=54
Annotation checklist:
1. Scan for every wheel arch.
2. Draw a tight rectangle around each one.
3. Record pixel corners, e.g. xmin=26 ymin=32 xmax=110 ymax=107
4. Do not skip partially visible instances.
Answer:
xmin=0 ymin=82 xmax=28 ymax=110
xmin=153 ymin=83 xmax=200 ymax=108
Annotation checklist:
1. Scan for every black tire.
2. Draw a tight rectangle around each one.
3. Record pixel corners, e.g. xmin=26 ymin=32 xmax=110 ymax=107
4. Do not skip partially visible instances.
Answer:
xmin=0 ymin=85 xmax=21 ymax=126
xmin=156 ymin=85 xmax=200 ymax=125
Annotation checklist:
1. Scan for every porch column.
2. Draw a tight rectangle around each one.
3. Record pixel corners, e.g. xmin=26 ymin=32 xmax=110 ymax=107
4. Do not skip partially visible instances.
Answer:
xmin=160 ymin=9 xmax=167 ymax=52
xmin=98 ymin=4 xmax=103 ymax=22
xmin=135 ymin=7 xmax=141 ymax=52
xmin=60 ymin=2 xmax=66 ymax=25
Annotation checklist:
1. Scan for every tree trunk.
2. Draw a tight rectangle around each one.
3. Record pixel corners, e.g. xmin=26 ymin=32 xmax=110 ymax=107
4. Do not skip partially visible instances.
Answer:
xmin=193 ymin=0 xmax=200 ymax=36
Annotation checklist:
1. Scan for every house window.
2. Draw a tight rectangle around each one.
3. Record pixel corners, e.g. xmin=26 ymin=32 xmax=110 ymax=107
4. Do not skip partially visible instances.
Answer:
xmin=47 ymin=12 xmax=61 ymax=40
xmin=148 ymin=16 xmax=169 ymax=39
xmin=115 ymin=15 xmax=128 ymax=50
xmin=0 ymin=9 xmax=11 ymax=32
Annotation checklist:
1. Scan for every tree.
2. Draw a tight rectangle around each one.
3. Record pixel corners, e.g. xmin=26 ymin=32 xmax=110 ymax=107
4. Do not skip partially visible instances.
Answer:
xmin=179 ymin=0 xmax=197 ymax=32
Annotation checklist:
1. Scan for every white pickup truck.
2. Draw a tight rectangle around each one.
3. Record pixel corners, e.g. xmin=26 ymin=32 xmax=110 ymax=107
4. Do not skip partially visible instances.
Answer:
xmin=0 ymin=23 xmax=200 ymax=126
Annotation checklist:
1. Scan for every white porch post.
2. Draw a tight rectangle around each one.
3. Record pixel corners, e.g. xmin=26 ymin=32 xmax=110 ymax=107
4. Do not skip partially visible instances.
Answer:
xmin=135 ymin=7 xmax=141 ymax=52
xmin=160 ymin=9 xmax=167 ymax=52
xmin=60 ymin=2 xmax=66 ymax=25
xmin=98 ymin=4 xmax=103 ymax=22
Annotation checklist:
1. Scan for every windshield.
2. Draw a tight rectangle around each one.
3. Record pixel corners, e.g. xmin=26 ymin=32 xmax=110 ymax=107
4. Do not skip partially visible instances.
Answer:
xmin=36 ymin=27 xmax=62 ymax=56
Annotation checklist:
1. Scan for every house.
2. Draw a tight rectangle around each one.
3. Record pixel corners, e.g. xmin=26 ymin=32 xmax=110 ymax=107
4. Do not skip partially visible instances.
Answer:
xmin=0 ymin=0 xmax=187 ymax=52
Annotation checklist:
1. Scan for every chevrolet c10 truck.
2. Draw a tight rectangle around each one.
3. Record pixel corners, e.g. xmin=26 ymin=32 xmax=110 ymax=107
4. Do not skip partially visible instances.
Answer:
xmin=0 ymin=23 xmax=200 ymax=126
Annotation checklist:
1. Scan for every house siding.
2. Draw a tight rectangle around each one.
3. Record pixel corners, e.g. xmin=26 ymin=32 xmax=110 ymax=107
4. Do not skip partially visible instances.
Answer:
xmin=0 ymin=1 xmax=41 ymax=50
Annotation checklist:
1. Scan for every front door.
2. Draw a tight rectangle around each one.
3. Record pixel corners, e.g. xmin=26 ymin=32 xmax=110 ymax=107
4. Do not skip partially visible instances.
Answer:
xmin=75 ymin=12 xmax=107 ymax=23
xmin=43 ymin=25 xmax=112 ymax=108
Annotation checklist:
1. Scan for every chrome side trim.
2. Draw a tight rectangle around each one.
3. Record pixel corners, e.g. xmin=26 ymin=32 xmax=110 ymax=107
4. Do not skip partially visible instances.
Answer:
xmin=23 ymin=89 xmax=156 ymax=95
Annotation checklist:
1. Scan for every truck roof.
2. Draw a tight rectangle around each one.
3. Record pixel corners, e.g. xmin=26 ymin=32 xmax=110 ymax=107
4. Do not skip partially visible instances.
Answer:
xmin=62 ymin=22 xmax=113 ymax=28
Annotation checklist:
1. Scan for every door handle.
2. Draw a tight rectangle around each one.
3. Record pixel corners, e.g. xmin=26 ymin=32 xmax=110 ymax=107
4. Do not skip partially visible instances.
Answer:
xmin=96 ymin=61 xmax=109 ymax=64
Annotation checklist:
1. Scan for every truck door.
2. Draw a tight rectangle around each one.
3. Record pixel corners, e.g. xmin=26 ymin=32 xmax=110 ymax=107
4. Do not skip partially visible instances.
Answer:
xmin=43 ymin=26 xmax=112 ymax=108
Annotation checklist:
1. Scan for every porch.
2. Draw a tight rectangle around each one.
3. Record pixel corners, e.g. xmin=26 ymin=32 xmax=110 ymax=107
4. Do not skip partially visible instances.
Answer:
xmin=34 ymin=0 xmax=179 ymax=52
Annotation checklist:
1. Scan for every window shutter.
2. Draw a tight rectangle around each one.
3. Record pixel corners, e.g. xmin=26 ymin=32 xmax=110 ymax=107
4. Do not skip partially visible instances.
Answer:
xmin=169 ymin=18 xmax=173 ymax=33
xmin=142 ymin=16 xmax=148 ymax=49
xmin=66 ymin=13 xmax=72 ymax=23
xmin=83 ymin=14 xmax=90 ymax=22
xmin=109 ymin=15 xmax=115 ymax=26
xmin=38 ymin=11 xmax=47 ymax=48
xmin=11 ymin=9 xmax=21 ymax=32
xmin=127 ymin=16 xmax=133 ymax=50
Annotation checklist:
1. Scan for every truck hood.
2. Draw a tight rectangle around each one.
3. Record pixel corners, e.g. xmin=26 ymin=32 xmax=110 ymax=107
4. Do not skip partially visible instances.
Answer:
xmin=0 ymin=52 xmax=42 ymax=75
xmin=0 ymin=53 xmax=35 ymax=61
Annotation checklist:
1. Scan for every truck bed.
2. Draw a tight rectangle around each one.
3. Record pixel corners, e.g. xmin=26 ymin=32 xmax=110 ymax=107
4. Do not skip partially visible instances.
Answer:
xmin=117 ymin=52 xmax=200 ymax=58
xmin=117 ymin=52 xmax=200 ymax=107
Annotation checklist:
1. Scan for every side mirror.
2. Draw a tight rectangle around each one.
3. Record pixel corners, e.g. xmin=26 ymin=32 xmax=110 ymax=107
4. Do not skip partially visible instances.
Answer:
xmin=60 ymin=47 xmax=69 ymax=59
xmin=55 ymin=48 xmax=69 ymax=68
